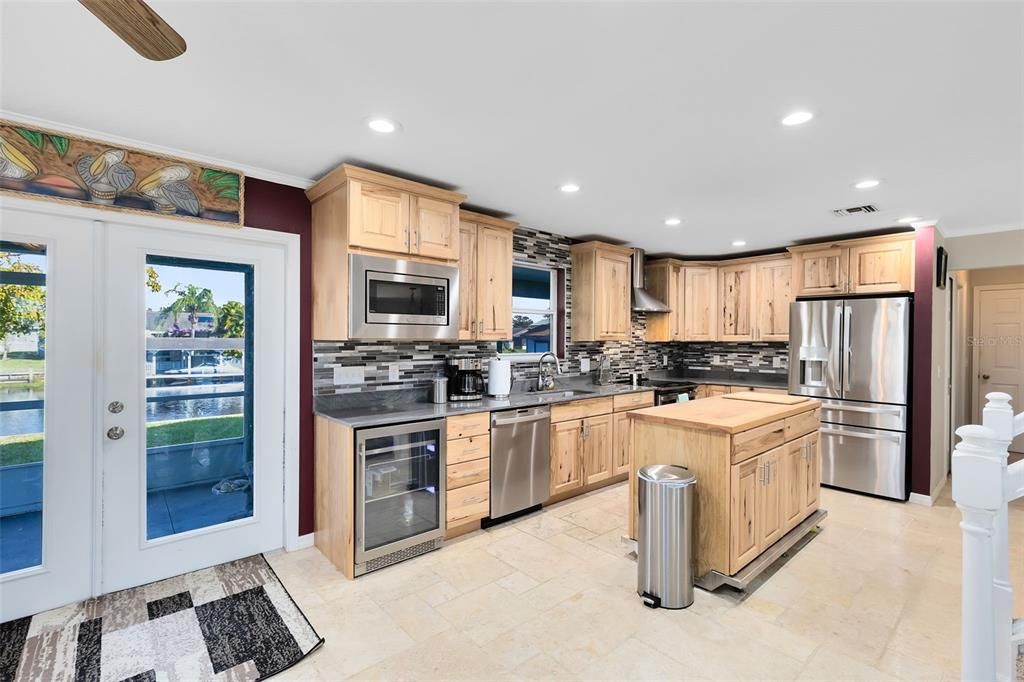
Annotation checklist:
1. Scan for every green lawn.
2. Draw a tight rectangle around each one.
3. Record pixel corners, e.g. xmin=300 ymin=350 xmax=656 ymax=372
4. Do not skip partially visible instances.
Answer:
xmin=0 ymin=414 xmax=244 ymax=467
xmin=0 ymin=357 xmax=45 ymax=371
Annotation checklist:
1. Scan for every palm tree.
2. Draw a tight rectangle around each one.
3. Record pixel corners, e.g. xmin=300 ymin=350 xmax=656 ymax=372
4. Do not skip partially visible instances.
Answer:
xmin=160 ymin=283 xmax=218 ymax=338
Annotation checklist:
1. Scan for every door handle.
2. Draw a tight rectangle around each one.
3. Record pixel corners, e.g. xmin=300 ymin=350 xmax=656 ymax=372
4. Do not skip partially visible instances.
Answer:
xmin=819 ymin=427 xmax=902 ymax=442
xmin=982 ymin=374 xmax=991 ymax=380
xmin=492 ymin=413 xmax=549 ymax=427
xmin=107 ymin=401 xmax=124 ymax=414
xmin=106 ymin=426 xmax=125 ymax=440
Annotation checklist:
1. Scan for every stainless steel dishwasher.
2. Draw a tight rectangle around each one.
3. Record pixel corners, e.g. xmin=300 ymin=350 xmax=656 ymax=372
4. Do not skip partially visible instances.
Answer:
xmin=490 ymin=406 xmax=550 ymax=520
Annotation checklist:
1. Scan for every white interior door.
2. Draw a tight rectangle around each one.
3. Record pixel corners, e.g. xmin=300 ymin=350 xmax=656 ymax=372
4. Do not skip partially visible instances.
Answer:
xmin=0 ymin=208 xmax=95 ymax=622
xmin=101 ymin=222 xmax=287 ymax=592
xmin=975 ymin=285 xmax=1024 ymax=453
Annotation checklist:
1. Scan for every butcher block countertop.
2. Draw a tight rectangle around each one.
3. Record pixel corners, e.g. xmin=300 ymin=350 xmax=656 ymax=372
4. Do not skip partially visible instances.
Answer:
xmin=628 ymin=394 xmax=819 ymax=434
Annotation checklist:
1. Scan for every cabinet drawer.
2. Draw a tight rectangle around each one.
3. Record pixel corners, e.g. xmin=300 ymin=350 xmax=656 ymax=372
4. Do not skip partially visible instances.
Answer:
xmin=613 ymin=391 xmax=655 ymax=411
xmin=731 ymin=419 xmax=786 ymax=464
xmin=784 ymin=409 xmax=820 ymax=441
xmin=447 ymin=457 xmax=489 ymax=490
xmin=446 ymin=480 xmax=489 ymax=526
xmin=550 ymin=397 xmax=614 ymax=422
xmin=447 ymin=412 xmax=490 ymax=439
xmin=447 ymin=434 xmax=489 ymax=465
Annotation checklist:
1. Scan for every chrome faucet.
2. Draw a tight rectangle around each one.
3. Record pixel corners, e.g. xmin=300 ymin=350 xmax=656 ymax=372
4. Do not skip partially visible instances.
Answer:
xmin=536 ymin=352 xmax=562 ymax=391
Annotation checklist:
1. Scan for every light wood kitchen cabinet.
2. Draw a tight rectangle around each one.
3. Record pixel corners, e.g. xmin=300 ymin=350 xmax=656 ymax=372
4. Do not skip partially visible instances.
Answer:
xmin=582 ymin=414 xmax=614 ymax=486
xmin=790 ymin=244 xmax=847 ymax=297
xmin=754 ymin=258 xmax=792 ymax=341
xmin=801 ymin=432 xmax=820 ymax=517
xmin=730 ymin=456 xmax=761 ymax=570
xmin=349 ymin=182 xmax=410 ymax=254
xmin=457 ymin=211 xmax=516 ymax=341
xmin=719 ymin=263 xmax=755 ymax=341
xmin=445 ymin=413 xmax=492 ymax=536
xmin=550 ymin=419 xmax=585 ymax=496
xmin=848 ymin=237 xmax=914 ymax=293
xmin=683 ymin=265 xmax=718 ymax=341
xmin=758 ymin=445 xmax=785 ymax=548
xmin=781 ymin=438 xmax=806 ymax=532
xmin=789 ymin=233 xmax=915 ymax=297
xmin=476 ymin=226 xmax=514 ymax=340
xmin=306 ymin=164 xmax=467 ymax=339
xmin=457 ymin=221 xmax=477 ymax=340
xmin=411 ymin=196 xmax=459 ymax=260
xmin=644 ymin=260 xmax=683 ymax=342
xmin=612 ymin=411 xmax=632 ymax=476
xmin=571 ymin=241 xmax=633 ymax=342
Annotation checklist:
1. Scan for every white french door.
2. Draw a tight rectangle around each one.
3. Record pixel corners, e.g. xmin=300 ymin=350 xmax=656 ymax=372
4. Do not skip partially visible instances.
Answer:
xmin=101 ymin=223 xmax=286 ymax=593
xmin=0 ymin=210 xmax=96 ymax=622
xmin=0 ymin=200 xmax=295 ymax=620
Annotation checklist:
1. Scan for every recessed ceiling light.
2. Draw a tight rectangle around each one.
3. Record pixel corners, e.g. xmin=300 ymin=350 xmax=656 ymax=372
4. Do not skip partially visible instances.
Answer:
xmin=897 ymin=216 xmax=921 ymax=224
xmin=854 ymin=178 xmax=881 ymax=189
xmin=781 ymin=111 xmax=814 ymax=126
xmin=559 ymin=183 xmax=581 ymax=193
xmin=367 ymin=118 xmax=399 ymax=133
xmin=664 ymin=217 xmax=681 ymax=226
xmin=732 ymin=240 xmax=747 ymax=247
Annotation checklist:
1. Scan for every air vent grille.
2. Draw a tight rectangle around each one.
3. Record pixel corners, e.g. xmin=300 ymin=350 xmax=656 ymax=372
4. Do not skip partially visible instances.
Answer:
xmin=832 ymin=204 xmax=878 ymax=217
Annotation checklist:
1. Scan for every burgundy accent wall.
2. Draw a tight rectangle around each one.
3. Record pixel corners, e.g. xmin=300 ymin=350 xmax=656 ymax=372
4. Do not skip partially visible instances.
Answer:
xmin=911 ymin=227 xmax=935 ymax=496
xmin=243 ymin=178 xmax=314 ymax=536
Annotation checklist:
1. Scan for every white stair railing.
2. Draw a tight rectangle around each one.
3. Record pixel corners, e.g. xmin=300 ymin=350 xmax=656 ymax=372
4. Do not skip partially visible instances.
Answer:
xmin=953 ymin=392 xmax=1023 ymax=682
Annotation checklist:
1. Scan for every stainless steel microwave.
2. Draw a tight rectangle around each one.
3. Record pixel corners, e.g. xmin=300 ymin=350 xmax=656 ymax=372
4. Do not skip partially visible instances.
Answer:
xmin=349 ymin=253 xmax=459 ymax=339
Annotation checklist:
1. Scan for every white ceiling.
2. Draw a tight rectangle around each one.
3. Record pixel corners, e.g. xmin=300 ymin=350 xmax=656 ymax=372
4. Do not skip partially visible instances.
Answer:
xmin=2 ymin=1 xmax=1022 ymax=254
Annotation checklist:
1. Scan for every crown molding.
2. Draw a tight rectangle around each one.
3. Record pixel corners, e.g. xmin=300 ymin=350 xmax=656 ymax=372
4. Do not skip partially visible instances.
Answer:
xmin=0 ymin=110 xmax=314 ymax=190
xmin=941 ymin=222 xmax=1023 ymax=238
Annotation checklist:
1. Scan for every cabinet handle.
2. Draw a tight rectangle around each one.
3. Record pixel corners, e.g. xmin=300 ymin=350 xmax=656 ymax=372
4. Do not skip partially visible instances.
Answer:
xmin=758 ymin=463 xmax=765 ymax=484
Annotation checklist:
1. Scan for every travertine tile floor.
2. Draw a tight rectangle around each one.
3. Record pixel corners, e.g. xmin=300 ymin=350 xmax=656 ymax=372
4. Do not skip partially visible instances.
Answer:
xmin=267 ymin=480 xmax=1024 ymax=680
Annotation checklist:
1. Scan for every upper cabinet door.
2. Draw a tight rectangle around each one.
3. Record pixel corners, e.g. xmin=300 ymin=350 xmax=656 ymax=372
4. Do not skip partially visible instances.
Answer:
xmin=848 ymin=239 xmax=914 ymax=294
xmin=642 ymin=262 xmax=676 ymax=342
xmin=475 ymin=226 xmax=513 ymax=340
xmin=719 ymin=263 xmax=754 ymax=341
xmin=411 ymin=196 xmax=460 ymax=260
xmin=793 ymin=245 xmax=848 ymax=296
xmin=457 ymin=221 xmax=478 ymax=340
xmin=683 ymin=266 xmax=717 ymax=341
xmin=596 ymin=252 xmax=631 ymax=340
xmin=348 ymin=181 xmax=410 ymax=254
xmin=755 ymin=259 xmax=792 ymax=341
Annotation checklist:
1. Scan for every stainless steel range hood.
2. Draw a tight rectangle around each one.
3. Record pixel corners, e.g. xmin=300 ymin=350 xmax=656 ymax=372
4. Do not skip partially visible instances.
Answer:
xmin=630 ymin=248 xmax=670 ymax=313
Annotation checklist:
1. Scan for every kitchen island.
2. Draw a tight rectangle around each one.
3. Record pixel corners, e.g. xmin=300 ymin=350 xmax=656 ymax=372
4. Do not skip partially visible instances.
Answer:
xmin=628 ymin=393 xmax=823 ymax=589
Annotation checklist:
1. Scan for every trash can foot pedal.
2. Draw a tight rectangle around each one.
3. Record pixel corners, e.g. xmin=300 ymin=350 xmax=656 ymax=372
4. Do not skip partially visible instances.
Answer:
xmin=640 ymin=592 xmax=661 ymax=609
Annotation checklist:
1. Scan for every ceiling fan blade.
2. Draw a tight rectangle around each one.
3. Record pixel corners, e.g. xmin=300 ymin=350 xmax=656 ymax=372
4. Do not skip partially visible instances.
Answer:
xmin=79 ymin=0 xmax=186 ymax=61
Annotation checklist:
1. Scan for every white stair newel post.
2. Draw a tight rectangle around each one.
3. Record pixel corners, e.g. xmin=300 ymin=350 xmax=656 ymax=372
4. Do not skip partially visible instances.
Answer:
xmin=953 ymin=424 xmax=1004 ymax=682
xmin=983 ymin=392 xmax=1016 ymax=682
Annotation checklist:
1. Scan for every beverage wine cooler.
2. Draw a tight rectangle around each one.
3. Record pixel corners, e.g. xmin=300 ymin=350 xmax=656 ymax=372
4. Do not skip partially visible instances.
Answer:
xmin=355 ymin=419 xmax=446 ymax=575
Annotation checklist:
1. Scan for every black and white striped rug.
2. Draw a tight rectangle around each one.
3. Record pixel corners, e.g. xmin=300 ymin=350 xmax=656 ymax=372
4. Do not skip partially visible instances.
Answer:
xmin=0 ymin=554 xmax=323 ymax=681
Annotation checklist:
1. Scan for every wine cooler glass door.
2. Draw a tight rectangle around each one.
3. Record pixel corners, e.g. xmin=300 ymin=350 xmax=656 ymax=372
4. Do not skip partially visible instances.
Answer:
xmin=356 ymin=419 xmax=445 ymax=564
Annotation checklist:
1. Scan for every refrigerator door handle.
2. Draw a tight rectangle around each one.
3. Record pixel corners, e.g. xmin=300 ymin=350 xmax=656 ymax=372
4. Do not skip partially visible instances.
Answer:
xmin=843 ymin=305 xmax=853 ymax=392
xmin=830 ymin=304 xmax=843 ymax=395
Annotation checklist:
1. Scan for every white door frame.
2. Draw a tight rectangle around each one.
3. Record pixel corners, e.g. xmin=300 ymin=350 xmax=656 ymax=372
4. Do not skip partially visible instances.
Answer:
xmin=972 ymin=283 xmax=1024 ymax=425
xmin=0 ymin=195 xmax=302 ymax=601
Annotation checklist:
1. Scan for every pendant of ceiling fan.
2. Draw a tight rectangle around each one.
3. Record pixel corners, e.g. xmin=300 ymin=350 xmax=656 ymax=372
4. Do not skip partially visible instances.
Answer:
xmin=79 ymin=0 xmax=186 ymax=61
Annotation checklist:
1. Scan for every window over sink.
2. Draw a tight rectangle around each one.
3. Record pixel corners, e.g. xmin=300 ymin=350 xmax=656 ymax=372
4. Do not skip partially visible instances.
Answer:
xmin=497 ymin=263 xmax=562 ymax=361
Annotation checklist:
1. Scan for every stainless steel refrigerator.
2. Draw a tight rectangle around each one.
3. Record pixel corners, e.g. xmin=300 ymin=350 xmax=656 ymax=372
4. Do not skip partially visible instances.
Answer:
xmin=789 ymin=296 xmax=911 ymax=500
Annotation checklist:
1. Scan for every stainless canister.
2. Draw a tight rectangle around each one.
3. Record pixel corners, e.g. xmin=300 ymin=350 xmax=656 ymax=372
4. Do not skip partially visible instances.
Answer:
xmin=432 ymin=377 xmax=448 ymax=403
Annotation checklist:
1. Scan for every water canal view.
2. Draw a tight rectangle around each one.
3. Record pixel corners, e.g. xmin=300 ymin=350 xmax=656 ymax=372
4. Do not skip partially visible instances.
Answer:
xmin=0 ymin=249 xmax=256 ymax=573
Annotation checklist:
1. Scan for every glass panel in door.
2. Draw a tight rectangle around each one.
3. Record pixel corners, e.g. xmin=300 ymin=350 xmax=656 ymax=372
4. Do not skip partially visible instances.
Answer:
xmin=361 ymin=426 xmax=441 ymax=552
xmin=0 ymin=242 xmax=46 ymax=573
xmin=144 ymin=256 xmax=253 ymax=539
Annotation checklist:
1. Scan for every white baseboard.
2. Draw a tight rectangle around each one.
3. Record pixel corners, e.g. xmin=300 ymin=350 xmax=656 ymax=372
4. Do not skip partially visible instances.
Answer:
xmin=908 ymin=492 xmax=934 ymax=507
xmin=286 ymin=533 xmax=315 ymax=551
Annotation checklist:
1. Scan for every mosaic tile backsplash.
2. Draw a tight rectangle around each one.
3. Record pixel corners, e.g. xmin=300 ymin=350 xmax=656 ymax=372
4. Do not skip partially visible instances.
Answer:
xmin=313 ymin=225 xmax=788 ymax=395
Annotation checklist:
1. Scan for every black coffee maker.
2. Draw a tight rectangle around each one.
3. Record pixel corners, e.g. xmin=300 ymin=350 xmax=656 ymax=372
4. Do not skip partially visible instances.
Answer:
xmin=446 ymin=359 xmax=484 ymax=401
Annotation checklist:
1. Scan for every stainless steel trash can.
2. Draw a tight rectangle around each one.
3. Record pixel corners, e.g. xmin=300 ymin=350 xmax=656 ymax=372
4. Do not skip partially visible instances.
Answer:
xmin=637 ymin=464 xmax=697 ymax=609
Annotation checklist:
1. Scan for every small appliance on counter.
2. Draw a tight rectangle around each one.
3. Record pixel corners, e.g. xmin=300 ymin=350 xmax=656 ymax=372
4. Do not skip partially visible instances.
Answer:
xmin=446 ymin=359 xmax=484 ymax=401
xmin=487 ymin=358 xmax=512 ymax=398
xmin=431 ymin=376 xmax=448 ymax=404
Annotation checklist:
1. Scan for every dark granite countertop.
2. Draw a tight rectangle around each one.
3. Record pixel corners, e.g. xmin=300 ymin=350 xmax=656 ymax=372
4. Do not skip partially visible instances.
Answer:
xmin=314 ymin=379 xmax=657 ymax=429
xmin=647 ymin=369 xmax=789 ymax=390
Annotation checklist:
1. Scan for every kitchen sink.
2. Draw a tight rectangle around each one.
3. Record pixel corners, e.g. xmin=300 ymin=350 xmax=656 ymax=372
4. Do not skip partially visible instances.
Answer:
xmin=522 ymin=388 xmax=597 ymax=398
